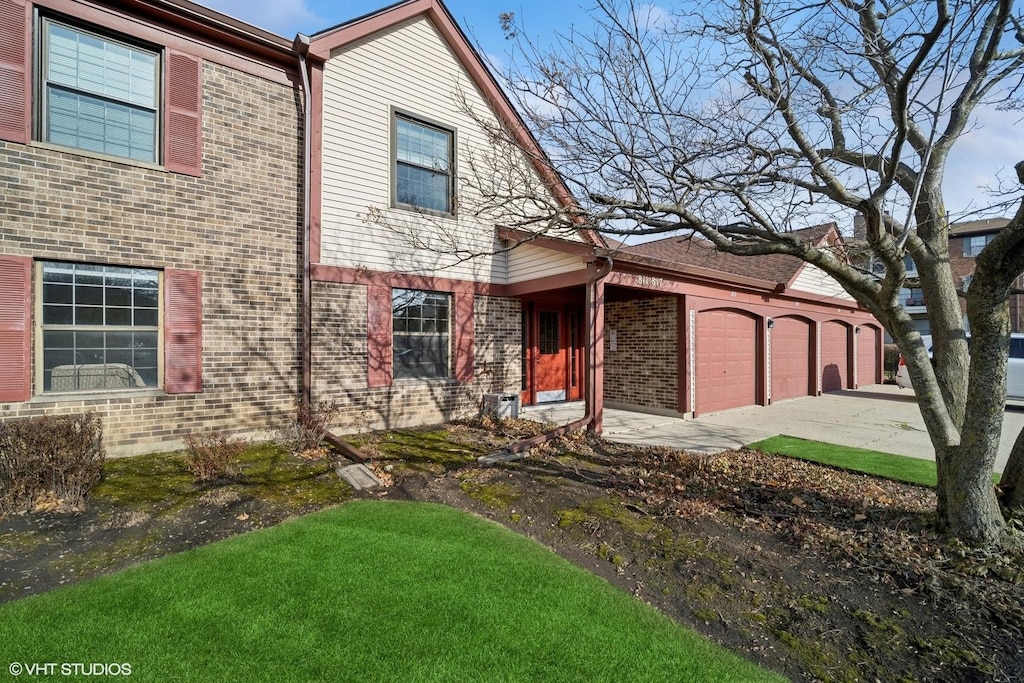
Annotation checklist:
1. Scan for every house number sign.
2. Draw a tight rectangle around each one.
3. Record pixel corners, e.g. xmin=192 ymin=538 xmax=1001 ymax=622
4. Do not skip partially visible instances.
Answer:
xmin=635 ymin=275 xmax=665 ymax=288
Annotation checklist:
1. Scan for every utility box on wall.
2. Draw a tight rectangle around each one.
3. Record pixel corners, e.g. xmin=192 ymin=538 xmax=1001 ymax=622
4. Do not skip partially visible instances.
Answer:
xmin=482 ymin=393 xmax=520 ymax=419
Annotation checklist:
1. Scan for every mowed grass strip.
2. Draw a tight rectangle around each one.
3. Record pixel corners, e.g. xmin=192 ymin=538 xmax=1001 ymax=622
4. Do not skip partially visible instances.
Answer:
xmin=749 ymin=435 xmax=941 ymax=486
xmin=0 ymin=501 xmax=780 ymax=682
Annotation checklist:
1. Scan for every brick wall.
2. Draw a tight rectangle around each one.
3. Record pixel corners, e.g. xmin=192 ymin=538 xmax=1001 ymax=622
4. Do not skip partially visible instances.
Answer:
xmin=0 ymin=62 xmax=303 ymax=455
xmin=604 ymin=297 xmax=679 ymax=412
xmin=311 ymin=281 xmax=521 ymax=432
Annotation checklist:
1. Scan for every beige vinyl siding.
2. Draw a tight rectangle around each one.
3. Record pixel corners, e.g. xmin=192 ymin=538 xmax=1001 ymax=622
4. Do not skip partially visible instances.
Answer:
xmin=320 ymin=17 xmax=574 ymax=284
xmin=507 ymin=244 xmax=586 ymax=283
xmin=789 ymin=263 xmax=854 ymax=300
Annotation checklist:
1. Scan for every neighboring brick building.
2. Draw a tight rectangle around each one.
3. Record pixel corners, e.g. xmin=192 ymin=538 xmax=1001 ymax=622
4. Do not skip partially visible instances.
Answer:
xmin=948 ymin=218 xmax=1020 ymax=332
xmin=854 ymin=216 xmax=1015 ymax=338
xmin=0 ymin=0 xmax=303 ymax=454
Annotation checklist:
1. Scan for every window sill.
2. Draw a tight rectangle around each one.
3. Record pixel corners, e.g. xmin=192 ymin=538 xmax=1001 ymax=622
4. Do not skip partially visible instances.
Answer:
xmin=391 ymin=377 xmax=457 ymax=386
xmin=31 ymin=388 xmax=166 ymax=403
xmin=29 ymin=141 xmax=166 ymax=174
xmin=391 ymin=202 xmax=457 ymax=220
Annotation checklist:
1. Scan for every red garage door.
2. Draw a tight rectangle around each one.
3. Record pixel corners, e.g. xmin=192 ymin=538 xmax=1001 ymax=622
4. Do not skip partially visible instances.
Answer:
xmin=771 ymin=317 xmax=812 ymax=401
xmin=821 ymin=322 xmax=849 ymax=393
xmin=857 ymin=325 xmax=880 ymax=387
xmin=696 ymin=310 xmax=757 ymax=414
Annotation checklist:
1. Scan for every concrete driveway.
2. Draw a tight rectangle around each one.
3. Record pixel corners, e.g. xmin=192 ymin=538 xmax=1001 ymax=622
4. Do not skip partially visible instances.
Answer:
xmin=522 ymin=384 xmax=1024 ymax=472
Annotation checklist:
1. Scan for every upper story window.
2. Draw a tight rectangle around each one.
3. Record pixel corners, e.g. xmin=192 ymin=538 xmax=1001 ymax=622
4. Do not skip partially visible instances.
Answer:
xmin=40 ymin=19 xmax=160 ymax=163
xmin=394 ymin=113 xmax=454 ymax=214
xmin=900 ymin=287 xmax=925 ymax=308
xmin=40 ymin=262 xmax=160 ymax=392
xmin=964 ymin=234 xmax=995 ymax=257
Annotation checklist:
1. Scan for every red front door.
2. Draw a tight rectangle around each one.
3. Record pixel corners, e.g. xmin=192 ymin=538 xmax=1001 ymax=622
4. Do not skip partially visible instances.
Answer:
xmin=522 ymin=305 xmax=583 ymax=404
xmin=536 ymin=310 xmax=567 ymax=402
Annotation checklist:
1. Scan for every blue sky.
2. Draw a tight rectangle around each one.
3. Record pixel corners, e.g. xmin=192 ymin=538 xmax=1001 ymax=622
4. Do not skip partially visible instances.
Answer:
xmin=200 ymin=0 xmax=577 ymax=56
xmin=199 ymin=0 xmax=1019 ymax=224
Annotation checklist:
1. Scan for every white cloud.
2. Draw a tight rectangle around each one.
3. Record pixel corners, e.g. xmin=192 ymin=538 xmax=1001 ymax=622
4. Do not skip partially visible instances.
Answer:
xmin=200 ymin=0 xmax=324 ymax=37
xmin=483 ymin=51 xmax=506 ymax=72
xmin=943 ymin=106 xmax=1022 ymax=220
xmin=638 ymin=4 xmax=672 ymax=32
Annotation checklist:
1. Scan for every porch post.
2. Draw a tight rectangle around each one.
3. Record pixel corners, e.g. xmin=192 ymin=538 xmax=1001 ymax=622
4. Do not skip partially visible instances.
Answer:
xmin=590 ymin=276 xmax=606 ymax=433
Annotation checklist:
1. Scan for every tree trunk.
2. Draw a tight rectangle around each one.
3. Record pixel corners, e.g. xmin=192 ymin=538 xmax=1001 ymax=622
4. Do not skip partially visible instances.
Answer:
xmin=937 ymin=442 xmax=1006 ymax=544
xmin=943 ymin=239 xmax=1018 ymax=543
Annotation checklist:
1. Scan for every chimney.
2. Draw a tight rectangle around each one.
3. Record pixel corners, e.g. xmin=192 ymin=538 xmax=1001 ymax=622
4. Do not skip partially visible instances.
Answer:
xmin=852 ymin=214 xmax=867 ymax=240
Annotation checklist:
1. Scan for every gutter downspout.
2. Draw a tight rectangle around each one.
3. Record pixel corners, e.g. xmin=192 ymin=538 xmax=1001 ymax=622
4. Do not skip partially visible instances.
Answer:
xmin=294 ymin=35 xmax=369 ymax=466
xmin=480 ymin=257 xmax=613 ymax=464
xmin=294 ymin=33 xmax=312 ymax=409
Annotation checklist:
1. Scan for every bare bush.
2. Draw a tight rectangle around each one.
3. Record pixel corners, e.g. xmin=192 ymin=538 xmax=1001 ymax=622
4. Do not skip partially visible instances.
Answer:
xmin=183 ymin=432 xmax=247 ymax=482
xmin=275 ymin=399 xmax=340 ymax=457
xmin=0 ymin=412 xmax=105 ymax=512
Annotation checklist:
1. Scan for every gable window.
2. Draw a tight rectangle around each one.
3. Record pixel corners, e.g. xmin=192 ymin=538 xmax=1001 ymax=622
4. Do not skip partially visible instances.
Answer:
xmin=394 ymin=113 xmax=454 ymax=214
xmin=39 ymin=18 xmax=160 ymax=163
xmin=392 ymin=288 xmax=450 ymax=379
xmin=40 ymin=262 xmax=160 ymax=392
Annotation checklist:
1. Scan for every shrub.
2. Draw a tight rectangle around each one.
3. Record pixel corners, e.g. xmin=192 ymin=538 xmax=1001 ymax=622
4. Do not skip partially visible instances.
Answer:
xmin=884 ymin=343 xmax=900 ymax=372
xmin=275 ymin=399 xmax=340 ymax=457
xmin=0 ymin=412 xmax=105 ymax=513
xmin=183 ymin=432 xmax=247 ymax=482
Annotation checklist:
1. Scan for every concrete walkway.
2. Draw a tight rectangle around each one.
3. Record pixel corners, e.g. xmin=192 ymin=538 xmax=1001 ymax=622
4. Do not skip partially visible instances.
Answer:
xmin=521 ymin=384 xmax=1024 ymax=472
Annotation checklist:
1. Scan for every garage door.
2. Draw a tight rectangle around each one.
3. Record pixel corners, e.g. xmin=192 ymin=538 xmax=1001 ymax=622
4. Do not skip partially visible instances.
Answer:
xmin=821 ymin=322 xmax=849 ymax=393
xmin=771 ymin=317 xmax=811 ymax=401
xmin=696 ymin=310 xmax=757 ymax=414
xmin=857 ymin=325 xmax=880 ymax=387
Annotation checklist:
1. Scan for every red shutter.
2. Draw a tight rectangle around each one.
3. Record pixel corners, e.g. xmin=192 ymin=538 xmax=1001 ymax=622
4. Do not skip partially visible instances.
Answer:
xmin=367 ymin=285 xmax=392 ymax=388
xmin=0 ymin=255 xmax=31 ymax=402
xmin=454 ymin=290 xmax=474 ymax=383
xmin=164 ymin=269 xmax=202 ymax=393
xmin=164 ymin=50 xmax=202 ymax=176
xmin=0 ymin=0 xmax=30 ymax=144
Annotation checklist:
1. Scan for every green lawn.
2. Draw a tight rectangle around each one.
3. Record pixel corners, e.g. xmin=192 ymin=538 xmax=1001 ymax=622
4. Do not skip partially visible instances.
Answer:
xmin=749 ymin=435 xmax=948 ymax=486
xmin=0 ymin=501 xmax=780 ymax=682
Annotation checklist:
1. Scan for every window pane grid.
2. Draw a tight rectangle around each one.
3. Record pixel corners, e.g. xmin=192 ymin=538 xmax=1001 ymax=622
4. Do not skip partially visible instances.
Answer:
xmin=395 ymin=115 xmax=453 ymax=213
xmin=43 ymin=20 xmax=159 ymax=163
xmin=965 ymin=234 xmax=995 ymax=257
xmin=41 ymin=262 xmax=159 ymax=393
xmin=539 ymin=312 xmax=560 ymax=355
xmin=392 ymin=289 xmax=451 ymax=380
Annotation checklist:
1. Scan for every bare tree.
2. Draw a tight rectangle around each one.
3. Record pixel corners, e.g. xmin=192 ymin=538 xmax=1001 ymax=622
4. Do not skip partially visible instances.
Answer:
xmin=469 ymin=0 xmax=1024 ymax=547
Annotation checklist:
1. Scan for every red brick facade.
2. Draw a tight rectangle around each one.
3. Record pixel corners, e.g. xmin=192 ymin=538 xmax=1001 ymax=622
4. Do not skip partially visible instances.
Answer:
xmin=949 ymin=229 xmax=1024 ymax=332
xmin=311 ymin=281 xmax=522 ymax=431
xmin=0 ymin=6 xmax=303 ymax=455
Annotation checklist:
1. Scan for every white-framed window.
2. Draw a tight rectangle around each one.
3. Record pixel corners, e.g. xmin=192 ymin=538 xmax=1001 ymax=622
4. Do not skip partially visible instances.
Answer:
xmin=393 ymin=112 xmax=454 ymax=214
xmin=39 ymin=262 xmax=161 ymax=392
xmin=964 ymin=234 xmax=994 ymax=257
xmin=38 ymin=17 xmax=160 ymax=163
xmin=962 ymin=275 xmax=973 ymax=292
xmin=392 ymin=288 xmax=451 ymax=379
xmin=900 ymin=287 xmax=925 ymax=307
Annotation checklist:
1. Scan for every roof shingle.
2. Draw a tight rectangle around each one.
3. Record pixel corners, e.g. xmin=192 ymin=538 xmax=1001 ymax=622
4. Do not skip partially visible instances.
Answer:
xmin=618 ymin=224 xmax=836 ymax=286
